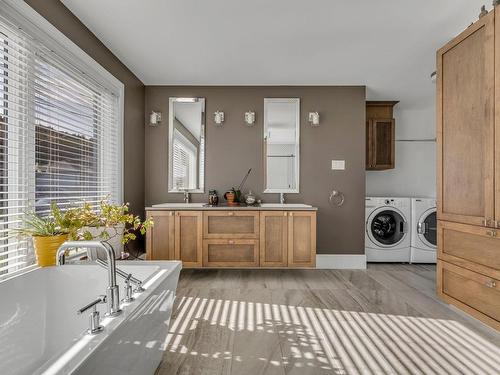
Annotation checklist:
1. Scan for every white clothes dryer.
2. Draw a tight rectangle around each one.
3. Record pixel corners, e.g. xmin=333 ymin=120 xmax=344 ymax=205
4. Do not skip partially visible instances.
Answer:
xmin=410 ymin=198 xmax=437 ymax=263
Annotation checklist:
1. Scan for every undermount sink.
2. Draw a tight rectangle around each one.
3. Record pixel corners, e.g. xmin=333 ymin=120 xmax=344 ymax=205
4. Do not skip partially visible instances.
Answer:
xmin=260 ymin=203 xmax=312 ymax=208
xmin=151 ymin=202 xmax=206 ymax=208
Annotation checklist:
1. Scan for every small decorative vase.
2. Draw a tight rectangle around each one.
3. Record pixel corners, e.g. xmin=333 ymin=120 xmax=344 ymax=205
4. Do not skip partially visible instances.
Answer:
xmin=208 ymin=190 xmax=219 ymax=206
xmin=224 ymin=191 xmax=237 ymax=206
xmin=32 ymin=234 xmax=69 ymax=267
xmin=245 ymin=191 xmax=256 ymax=205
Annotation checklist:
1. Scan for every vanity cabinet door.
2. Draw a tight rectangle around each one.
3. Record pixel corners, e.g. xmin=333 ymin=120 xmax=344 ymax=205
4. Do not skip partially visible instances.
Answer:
xmin=288 ymin=211 xmax=316 ymax=268
xmin=146 ymin=211 xmax=175 ymax=260
xmin=260 ymin=211 xmax=288 ymax=267
xmin=175 ymin=211 xmax=203 ymax=268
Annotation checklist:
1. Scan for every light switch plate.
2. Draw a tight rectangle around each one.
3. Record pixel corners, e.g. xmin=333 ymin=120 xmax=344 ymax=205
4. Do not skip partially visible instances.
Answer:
xmin=332 ymin=160 xmax=345 ymax=170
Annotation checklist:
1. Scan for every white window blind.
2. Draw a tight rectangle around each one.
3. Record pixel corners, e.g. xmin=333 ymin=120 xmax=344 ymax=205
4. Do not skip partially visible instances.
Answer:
xmin=0 ymin=13 xmax=121 ymax=278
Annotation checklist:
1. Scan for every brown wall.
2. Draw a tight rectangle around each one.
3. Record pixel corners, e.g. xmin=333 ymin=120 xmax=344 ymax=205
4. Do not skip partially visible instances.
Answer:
xmin=24 ymin=0 xmax=145 ymax=216
xmin=145 ymin=86 xmax=366 ymax=255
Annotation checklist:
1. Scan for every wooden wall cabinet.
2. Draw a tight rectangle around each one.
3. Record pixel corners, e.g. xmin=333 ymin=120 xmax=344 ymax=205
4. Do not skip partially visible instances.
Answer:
xmin=146 ymin=209 xmax=317 ymax=269
xmin=436 ymin=10 xmax=500 ymax=331
xmin=366 ymin=101 xmax=398 ymax=170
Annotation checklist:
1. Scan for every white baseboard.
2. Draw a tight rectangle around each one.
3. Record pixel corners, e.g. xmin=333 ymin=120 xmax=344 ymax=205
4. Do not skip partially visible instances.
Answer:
xmin=316 ymin=254 xmax=367 ymax=269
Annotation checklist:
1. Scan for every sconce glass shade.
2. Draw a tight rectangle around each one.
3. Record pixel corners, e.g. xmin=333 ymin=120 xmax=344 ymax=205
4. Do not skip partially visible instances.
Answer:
xmin=308 ymin=111 xmax=320 ymax=126
xmin=244 ymin=111 xmax=256 ymax=126
xmin=214 ymin=111 xmax=225 ymax=125
xmin=149 ymin=111 xmax=162 ymax=126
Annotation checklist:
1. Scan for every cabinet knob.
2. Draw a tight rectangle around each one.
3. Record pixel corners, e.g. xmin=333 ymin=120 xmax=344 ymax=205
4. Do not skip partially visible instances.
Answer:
xmin=289 ymin=212 xmax=293 ymax=216
xmin=228 ymin=240 xmax=235 ymax=245
xmin=228 ymin=212 xmax=234 ymax=216
xmin=486 ymin=230 xmax=497 ymax=237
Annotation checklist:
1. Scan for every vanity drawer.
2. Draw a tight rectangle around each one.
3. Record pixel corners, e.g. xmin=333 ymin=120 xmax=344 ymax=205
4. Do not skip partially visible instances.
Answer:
xmin=438 ymin=221 xmax=500 ymax=276
xmin=203 ymin=239 xmax=259 ymax=267
xmin=439 ymin=260 xmax=500 ymax=325
xmin=203 ymin=211 xmax=259 ymax=239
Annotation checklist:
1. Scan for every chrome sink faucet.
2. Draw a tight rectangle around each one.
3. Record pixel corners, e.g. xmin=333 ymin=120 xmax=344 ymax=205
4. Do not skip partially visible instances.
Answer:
xmin=280 ymin=193 xmax=286 ymax=204
xmin=57 ymin=241 xmax=122 ymax=317
xmin=183 ymin=190 xmax=190 ymax=203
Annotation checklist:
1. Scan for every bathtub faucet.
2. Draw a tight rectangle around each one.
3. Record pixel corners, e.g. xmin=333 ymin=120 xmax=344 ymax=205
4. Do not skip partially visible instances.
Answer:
xmin=56 ymin=241 xmax=122 ymax=317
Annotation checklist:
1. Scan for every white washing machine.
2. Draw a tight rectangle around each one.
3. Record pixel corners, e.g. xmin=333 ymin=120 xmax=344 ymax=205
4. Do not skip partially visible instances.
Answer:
xmin=365 ymin=197 xmax=411 ymax=262
xmin=410 ymin=198 xmax=437 ymax=263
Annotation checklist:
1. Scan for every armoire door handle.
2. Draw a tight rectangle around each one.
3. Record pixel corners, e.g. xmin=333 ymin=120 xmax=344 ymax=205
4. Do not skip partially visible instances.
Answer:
xmin=485 ymin=280 xmax=497 ymax=288
xmin=486 ymin=230 xmax=497 ymax=237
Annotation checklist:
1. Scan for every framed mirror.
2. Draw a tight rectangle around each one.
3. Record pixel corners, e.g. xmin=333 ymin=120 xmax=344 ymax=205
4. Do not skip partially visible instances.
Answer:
xmin=168 ymin=97 xmax=205 ymax=193
xmin=264 ymin=98 xmax=300 ymax=193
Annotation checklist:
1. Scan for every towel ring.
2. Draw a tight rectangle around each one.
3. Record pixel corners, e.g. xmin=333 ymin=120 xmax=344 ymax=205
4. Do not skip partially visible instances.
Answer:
xmin=329 ymin=190 xmax=345 ymax=207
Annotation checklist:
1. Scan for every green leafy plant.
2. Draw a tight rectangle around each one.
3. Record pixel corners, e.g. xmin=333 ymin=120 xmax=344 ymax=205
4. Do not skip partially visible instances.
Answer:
xmin=65 ymin=201 xmax=153 ymax=245
xmin=14 ymin=203 xmax=70 ymax=237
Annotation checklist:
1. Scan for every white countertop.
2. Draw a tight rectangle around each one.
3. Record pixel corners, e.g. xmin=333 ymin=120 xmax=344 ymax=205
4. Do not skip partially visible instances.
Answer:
xmin=147 ymin=202 xmax=317 ymax=211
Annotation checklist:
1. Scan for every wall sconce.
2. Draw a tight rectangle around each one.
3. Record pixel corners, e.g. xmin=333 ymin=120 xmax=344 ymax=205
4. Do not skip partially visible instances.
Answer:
xmin=244 ymin=111 xmax=255 ymax=126
xmin=149 ymin=111 xmax=162 ymax=126
xmin=214 ymin=110 xmax=225 ymax=126
xmin=430 ymin=71 xmax=437 ymax=83
xmin=308 ymin=112 xmax=320 ymax=126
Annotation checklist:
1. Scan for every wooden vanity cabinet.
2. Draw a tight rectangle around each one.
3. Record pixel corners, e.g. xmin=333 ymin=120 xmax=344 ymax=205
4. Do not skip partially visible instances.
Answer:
xmin=366 ymin=101 xmax=398 ymax=170
xmin=146 ymin=209 xmax=316 ymax=269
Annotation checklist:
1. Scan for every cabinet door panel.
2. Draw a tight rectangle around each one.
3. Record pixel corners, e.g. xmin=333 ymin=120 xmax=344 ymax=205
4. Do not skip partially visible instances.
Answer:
xmin=372 ymin=119 xmax=394 ymax=169
xmin=366 ymin=120 xmax=373 ymax=168
xmin=438 ymin=260 xmax=500 ymax=329
xmin=288 ymin=211 xmax=316 ymax=268
xmin=437 ymin=13 xmax=495 ymax=226
xmin=175 ymin=211 xmax=202 ymax=267
xmin=203 ymin=211 xmax=259 ymax=239
xmin=146 ymin=211 xmax=175 ymax=260
xmin=438 ymin=220 xmax=500 ymax=278
xmin=260 ymin=211 xmax=288 ymax=267
xmin=203 ymin=239 xmax=259 ymax=267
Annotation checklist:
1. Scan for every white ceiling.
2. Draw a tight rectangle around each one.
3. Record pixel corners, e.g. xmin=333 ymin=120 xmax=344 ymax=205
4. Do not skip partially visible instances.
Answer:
xmin=62 ymin=0 xmax=488 ymax=108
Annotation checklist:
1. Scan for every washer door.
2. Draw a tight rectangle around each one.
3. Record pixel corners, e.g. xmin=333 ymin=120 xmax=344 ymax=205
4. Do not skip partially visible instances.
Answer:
xmin=417 ymin=209 xmax=437 ymax=248
xmin=368 ymin=208 xmax=407 ymax=248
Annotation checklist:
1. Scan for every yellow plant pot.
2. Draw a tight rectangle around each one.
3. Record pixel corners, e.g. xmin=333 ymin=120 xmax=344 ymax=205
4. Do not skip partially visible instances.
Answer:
xmin=32 ymin=234 xmax=69 ymax=267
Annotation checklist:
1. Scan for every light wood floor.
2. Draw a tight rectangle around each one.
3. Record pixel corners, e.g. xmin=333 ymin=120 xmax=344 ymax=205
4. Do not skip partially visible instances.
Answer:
xmin=156 ymin=265 xmax=500 ymax=375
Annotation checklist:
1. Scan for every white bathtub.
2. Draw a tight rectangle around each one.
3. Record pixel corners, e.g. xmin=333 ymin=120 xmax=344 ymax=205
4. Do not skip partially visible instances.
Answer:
xmin=0 ymin=260 xmax=181 ymax=375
